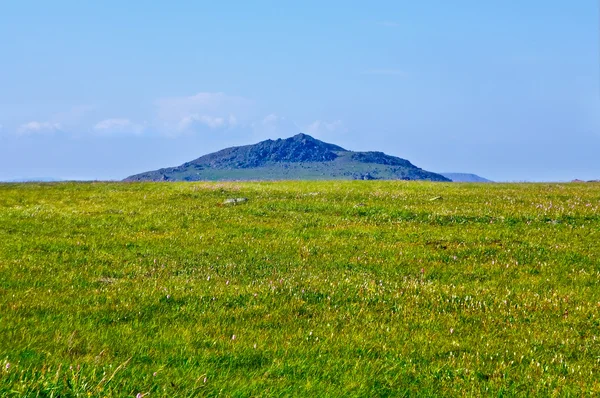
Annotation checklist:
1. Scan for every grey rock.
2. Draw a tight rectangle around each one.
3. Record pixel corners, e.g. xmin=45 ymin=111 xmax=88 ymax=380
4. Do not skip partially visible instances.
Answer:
xmin=224 ymin=198 xmax=248 ymax=205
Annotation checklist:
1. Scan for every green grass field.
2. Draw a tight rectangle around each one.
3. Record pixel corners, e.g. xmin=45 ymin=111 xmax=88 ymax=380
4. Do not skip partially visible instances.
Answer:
xmin=1 ymin=181 xmax=599 ymax=397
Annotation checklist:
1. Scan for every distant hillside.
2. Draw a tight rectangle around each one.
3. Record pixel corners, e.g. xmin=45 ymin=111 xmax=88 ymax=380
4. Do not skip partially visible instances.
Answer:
xmin=124 ymin=133 xmax=450 ymax=182
xmin=440 ymin=173 xmax=492 ymax=183
xmin=1 ymin=177 xmax=63 ymax=183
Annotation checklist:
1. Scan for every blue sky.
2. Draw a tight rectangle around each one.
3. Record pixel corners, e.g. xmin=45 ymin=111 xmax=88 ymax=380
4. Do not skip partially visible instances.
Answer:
xmin=1 ymin=1 xmax=598 ymax=181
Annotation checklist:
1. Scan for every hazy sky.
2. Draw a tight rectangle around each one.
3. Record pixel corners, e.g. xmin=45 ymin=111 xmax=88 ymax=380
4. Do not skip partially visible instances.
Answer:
xmin=1 ymin=1 xmax=598 ymax=181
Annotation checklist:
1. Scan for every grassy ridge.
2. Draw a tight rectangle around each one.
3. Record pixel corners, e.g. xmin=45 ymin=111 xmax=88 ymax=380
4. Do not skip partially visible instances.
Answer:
xmin=0 ymin=181 xmax=599 ymax=396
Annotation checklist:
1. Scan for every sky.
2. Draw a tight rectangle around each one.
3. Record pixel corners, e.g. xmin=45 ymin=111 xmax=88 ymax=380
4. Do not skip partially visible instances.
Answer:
xmin=1 ymin=0 xmax=599 ymax=182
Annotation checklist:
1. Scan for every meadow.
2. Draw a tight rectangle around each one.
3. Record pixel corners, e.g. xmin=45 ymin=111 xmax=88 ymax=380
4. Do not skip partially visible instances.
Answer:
xmin=0 ymin=181 xmax=599 ymax=397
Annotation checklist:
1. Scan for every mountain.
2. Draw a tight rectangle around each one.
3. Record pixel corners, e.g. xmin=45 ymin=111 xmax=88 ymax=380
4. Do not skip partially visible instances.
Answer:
xmin=440 ymin=173 xmax=492 ymax=183
xmin=2 ymin=177 xmax=63 ymax=183
xmin=124 ymin=133 xmax=450 ymax=182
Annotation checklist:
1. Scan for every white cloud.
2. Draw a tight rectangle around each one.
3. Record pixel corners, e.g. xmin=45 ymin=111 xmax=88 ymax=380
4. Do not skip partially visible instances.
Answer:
xmin=156 ymin=92 xmax=254 ymax=134
xmin=154 ymin=92 xmax=317 ymax=141
xmin=12 ymin=106 xmax=94 ymax=137
xmin=253 ymin=113 xmax=300 ymax=138
xmin=362 ymin=68 xmax=407 ymax=76
xmin=18 ymin=121 xmax=62 ymax=135
xmin=94 ymin=118 xmax=145 ymax=134
xmin=262 ymin=114 xmax=279 ymax=125
xmin=176 ymin=114 xmax=238 ymax=130
xmin=305 ymin=120 xmax=346 ymax=135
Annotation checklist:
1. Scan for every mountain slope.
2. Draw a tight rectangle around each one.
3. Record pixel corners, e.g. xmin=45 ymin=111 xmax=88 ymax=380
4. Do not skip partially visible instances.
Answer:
xmin=440 ymin=173 xmax=492 ymax=182
xmin=124 ymin=133 xmax=450 ymax=182
xmin=2 ymin=177 xmax=64 ymax=183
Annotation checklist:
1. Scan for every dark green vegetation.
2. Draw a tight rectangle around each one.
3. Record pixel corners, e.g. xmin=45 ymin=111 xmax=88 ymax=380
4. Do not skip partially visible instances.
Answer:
xmin=1 ymin=181 xmax=599 ymax=396
xmin=124 ymin=133 xmax=449 ymax=182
